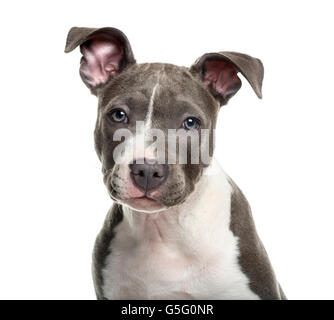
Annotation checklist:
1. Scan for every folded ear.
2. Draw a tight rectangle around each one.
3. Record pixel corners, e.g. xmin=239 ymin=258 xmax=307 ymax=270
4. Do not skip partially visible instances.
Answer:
xmin=190 ymin=52 xmax=264 ymax=106
xmin=65 ymin=27 xmax=135 ymax=92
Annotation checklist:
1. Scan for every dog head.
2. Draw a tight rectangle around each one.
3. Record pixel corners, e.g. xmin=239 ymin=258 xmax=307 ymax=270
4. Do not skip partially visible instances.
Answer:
xmin=65 ymin=27 xmax=263 ymax=213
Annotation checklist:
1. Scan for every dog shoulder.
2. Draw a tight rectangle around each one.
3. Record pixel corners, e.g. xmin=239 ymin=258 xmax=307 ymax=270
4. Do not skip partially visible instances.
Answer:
xmin=228 ymin=179 xmax=284 ymax=299
xmin=92 ymin=203 xmax=123 ymax=300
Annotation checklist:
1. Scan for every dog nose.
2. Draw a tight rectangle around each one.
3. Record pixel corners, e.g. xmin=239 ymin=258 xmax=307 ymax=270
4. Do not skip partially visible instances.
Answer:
xmin=129 ymin=159 xmax=168 ymax=192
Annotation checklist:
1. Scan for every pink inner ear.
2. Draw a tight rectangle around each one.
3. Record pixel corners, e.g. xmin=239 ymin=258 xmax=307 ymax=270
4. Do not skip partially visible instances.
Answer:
xmin=203 ymin=60 xmax=241 ymax=99
xmin=80 ymin=36 xmax=124 ymax=87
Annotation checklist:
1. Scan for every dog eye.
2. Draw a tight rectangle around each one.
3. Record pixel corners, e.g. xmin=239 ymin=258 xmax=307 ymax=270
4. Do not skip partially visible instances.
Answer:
xmin=183 ymin=117 xmax=200 ymax=130
xmin=109 ymin=109 xmax=128 ymax=123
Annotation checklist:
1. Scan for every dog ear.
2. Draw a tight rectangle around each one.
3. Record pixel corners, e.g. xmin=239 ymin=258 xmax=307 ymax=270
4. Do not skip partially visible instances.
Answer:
xmin=190 ymin=52 xmax=264 ymax=106
xmin=65 ymin=27 xmax=135 ymax=92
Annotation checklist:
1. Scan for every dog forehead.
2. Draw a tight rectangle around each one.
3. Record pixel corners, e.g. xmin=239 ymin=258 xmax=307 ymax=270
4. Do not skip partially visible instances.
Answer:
xmin=99 ymin=63 xmax=218 ymax=116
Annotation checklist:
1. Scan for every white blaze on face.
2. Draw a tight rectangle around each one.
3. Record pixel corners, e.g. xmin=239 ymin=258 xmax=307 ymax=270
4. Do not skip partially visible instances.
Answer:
xmin=144 ymin=83 xmax=159 ymax=132
xmin=140 ymin=83 xmax=160 ymax=161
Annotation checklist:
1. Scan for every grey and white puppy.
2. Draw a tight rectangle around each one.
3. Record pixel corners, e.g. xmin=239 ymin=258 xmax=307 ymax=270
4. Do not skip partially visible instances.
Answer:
xmin=65 ymin=26 xmax=286 ymax=300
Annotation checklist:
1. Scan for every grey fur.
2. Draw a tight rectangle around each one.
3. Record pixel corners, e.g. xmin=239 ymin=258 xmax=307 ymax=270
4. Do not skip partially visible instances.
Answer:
xmin=229 ymin=178 xmax=286 ymax=299
xmin=92 ymin=204 xmax=123 ymax=300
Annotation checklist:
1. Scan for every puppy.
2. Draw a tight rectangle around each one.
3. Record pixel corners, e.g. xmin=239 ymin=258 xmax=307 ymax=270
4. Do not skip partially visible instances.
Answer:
xmin=65 ymin=26 xmax=285 ymax=300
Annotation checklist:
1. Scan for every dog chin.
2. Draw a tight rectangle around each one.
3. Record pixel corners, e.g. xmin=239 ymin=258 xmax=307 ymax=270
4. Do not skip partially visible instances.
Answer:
xmin=120 ymin=197 xmax=167 ymax=213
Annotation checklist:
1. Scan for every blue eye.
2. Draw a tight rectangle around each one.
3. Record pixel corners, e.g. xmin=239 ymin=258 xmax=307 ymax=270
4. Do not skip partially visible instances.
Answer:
xmin=183 ymin=117 xmax=200 ymax=130
xmin=110 ymin=109 xmax=128 ymax=123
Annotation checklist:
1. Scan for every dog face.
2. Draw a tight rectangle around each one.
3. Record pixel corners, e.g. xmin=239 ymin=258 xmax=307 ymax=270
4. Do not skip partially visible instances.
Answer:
xmin=65 ymin=27 xmax=263 ymax=213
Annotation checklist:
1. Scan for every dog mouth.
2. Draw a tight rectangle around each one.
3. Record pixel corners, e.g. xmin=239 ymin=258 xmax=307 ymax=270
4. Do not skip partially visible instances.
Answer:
xmin=109 ymin=190 xmax=167 ymax=213
xmin=121 ymin=195 xmax=166 ymax=213
xmin=126 ymin=195 xmax=160 ymax=205
xmin=112 ymin=190 xmax=189 ymax=213
xmin=135 ymin=195 xmax=158 ymax=201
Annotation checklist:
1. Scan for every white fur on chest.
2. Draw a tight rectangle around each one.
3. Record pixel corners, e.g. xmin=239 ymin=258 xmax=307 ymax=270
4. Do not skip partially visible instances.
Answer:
xmin=101 ymin=160 xmax=259 ymax=300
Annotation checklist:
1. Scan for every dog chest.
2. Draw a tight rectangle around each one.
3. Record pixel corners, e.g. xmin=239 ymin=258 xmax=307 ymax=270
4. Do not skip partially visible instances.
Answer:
xmin=100 ymin=213 xmax=259 ymax=300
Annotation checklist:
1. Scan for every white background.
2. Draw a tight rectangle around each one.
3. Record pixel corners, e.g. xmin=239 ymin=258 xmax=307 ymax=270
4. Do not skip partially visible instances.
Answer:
xmin=0 ymin=0 xmax=333 ymax=299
